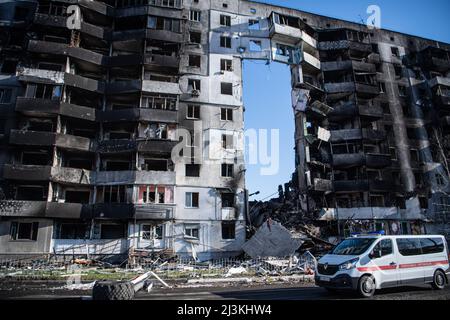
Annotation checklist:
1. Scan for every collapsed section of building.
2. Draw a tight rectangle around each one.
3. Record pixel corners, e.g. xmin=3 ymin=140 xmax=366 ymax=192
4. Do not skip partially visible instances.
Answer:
xmin=0 ymin=0 xmax=449 ymax=262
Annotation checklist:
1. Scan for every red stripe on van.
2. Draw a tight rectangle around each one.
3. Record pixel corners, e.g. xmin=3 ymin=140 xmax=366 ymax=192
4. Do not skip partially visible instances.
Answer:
xmin=357 ymin=260 xmax=448 ymax=272
xmin=398 ymin=260 xmax=449 ymax=269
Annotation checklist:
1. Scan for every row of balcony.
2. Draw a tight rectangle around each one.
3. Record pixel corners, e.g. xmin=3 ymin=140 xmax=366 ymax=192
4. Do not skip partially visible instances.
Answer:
xmin=328 ymin=101 xmax=383 ymax=121
xmin=28 ymin=40 xmax=180 ymax=70
xmin=311 ymin=178 xmax=401 ymax=193
xmin=9 ymin=130 xmax=178 ymax=155
xmin=329 ymin=128 xmax=386 ymax=143
xmin=0 ymin=200 xmax=174 ymax=220
xmin=16 ymin=98 xmax=178 ymax=123
xmin=3 ymin=164 xmax=176 ymax=186
xmin=18 ymin=67 xmax=181 ymax=96
xmin=324 ymin=82 xmax=380 ymax=97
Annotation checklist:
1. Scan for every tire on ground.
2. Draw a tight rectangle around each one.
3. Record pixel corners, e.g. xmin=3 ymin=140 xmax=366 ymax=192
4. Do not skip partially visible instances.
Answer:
xmin=92 ymin=281 xmax=135 ymax=300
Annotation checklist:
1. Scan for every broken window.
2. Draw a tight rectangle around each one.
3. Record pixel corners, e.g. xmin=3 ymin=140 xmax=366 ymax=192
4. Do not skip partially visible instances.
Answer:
xmin=220 ymin=108 xmax=233 ymax=121
xmin=394 ymin=65 xmax=403 ymax=78
xmin=0 ymin=88 xmax=12 ymax=104
xmin=22 ymin=152 xmax=51 ymax=166
xmin=143 ymin=123 xmax=169 ymax=139
xmin=220 ymin=15 xmax=231 ymax=26
xmin=143 ymin=159 xmax=167 ymax=171
xmin=187 ymin=105 xmax=200 ymax=119
xmin=220 ymin=36 xmax=232 ymax=48
xmin=142 ymin=94 xmax=177 ymax=110
xmin=221 ymin=222 xmax=235 ymax=240
xmin=221 ymin=163 xmax=234 ymax=177
xmin=142 ymin=224 xmax=163 ymax=240
xmin=398 ymin=85 xmax=407 ymax=97
xmin=100 ymin=224 xmax=126 ymax=239
xmin=389 ymin=147 xmax=397 ymax=160
xmin=16 ymin=186 xmax=46 ymax=201
xmin=221 ymin=192 xmax=235 ymax=208
xmin=184 ymin=225 xmax=199 ymax=239
xmin=65 ymin=190 xmax=90 ymax=204
xmin=189 ymin=32 xmax=201 ymax=44
xmin=381 ymin=102 xmax=390 ymax=114
xmin=248 ymin=19 xmax=260 ymax=30
xmin=188 ymin=79 xmax=201 ymax=93
xmin=14 ymin=6 xmax=29 ymax=21
xmin=186 ymin=164 xmax=200 ymax=177
xmin=410 ymin=149 xmax=419 ymax=163
xmin=249 ymin=40 xmax=262 ymax=52
xmin=378 ymin=82 xmax=386 ymax=93
xmin=220 ymin=59 xmax=233 ymax=72
xmin=26 ymin=84 xmax=61 ymax=100
xmin=188 ymin=55 xmax=201 ymax=68
xmin=370 ymin=195 xmax=384 ymax=207
xmin=105 ymin=161 xmax=131 ymax=171
xmin=391 ymin=47 xmax=400 ymax=57
xmin=59 ymin=223 xmax=88 ymax=239
xmin=103 ymin=185 xmax=131 ymax=203
xmin=185 ymin=192 xmax=199 ymax=208
xmin=221 ymin=82 xmax=233 ymax=95
xmin=148 ymin=16 xmax=181 ymax=32
xmin=10 ymin=222 xmax=39 ymax=241
xmin=222 ymin=134 xmax=233 ymax=149
xmin=189 ymin=10 xmax=201 ymax=22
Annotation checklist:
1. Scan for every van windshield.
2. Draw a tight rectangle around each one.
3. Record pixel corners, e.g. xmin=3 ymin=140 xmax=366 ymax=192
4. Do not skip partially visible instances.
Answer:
xmin=331 ymin=238 xmax=376 ymax=256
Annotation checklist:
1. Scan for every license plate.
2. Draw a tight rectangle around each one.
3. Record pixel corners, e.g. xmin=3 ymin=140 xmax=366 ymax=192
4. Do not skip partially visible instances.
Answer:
xmin=320 ymin=276 xmax=331 ymax=282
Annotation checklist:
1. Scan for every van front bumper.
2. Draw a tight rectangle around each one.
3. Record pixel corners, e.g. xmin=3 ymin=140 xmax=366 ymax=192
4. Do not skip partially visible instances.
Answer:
xmin=315 ymin=274 xmax=359 ymax=290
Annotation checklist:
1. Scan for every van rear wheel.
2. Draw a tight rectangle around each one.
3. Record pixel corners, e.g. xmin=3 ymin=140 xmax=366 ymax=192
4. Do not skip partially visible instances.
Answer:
xmin=357 ymin=275 xmax=376 ymax=298
xmin=431 ymin=270 xmax=446 ymax=290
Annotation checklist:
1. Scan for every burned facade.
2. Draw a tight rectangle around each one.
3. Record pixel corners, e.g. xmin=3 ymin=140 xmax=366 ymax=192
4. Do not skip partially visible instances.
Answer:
xmin=0 ymin=0 xmax=449 ymax=260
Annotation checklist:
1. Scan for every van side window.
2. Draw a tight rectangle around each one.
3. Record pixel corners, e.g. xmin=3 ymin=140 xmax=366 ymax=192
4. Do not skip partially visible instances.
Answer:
xmin=396 ymin=238 xmax=422 ymax=256
xmin=374 ymin=239 xmax=393 ymax=256
xmin=420 ymin=238 xmax=444 ymax=254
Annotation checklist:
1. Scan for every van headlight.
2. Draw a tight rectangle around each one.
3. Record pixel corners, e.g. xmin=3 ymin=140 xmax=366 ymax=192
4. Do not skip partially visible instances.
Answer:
xmin=339 ymin=258 xmax=359 ymax=271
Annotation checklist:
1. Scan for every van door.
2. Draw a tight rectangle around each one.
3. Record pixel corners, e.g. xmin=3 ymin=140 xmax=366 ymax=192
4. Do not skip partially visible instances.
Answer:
xmin=419 ymin=237 xmax=447 ymax=283
xmin=369 ymin=238 xmax=399 ymax=288
xmin=396 ymin=238 xmax=424 ymax=285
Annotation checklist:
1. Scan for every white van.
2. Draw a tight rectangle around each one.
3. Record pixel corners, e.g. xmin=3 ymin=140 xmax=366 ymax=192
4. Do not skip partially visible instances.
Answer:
xmin=315 ymin=233 xmax=449 ymax=297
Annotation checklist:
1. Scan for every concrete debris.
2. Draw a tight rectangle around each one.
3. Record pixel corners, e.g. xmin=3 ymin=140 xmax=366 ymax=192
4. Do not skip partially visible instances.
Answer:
xmin=225 ymin=267 xmax=247 ymax=277
xmin=64 ymin=281 xmax=96 ymax=291
xmin=242 ymin=220 xmax=305 ymax=258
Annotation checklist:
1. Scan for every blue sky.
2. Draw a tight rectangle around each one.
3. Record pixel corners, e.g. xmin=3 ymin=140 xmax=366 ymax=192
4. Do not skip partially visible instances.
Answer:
xmin=243 ymin=0 xmax=450 ymax=201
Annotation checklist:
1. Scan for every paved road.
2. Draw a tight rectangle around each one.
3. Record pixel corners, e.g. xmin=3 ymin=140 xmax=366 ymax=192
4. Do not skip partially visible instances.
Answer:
xmin=1 ymin=282 xmax=449 ymax=300
xmin=134 ymin=284 xmax=450 ymax=300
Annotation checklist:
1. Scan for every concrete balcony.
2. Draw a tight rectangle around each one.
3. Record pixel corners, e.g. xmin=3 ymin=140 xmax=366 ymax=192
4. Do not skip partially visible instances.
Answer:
xmin=429 ymin=76 xmax=450 ymax=88
xmin=144 ymin=53 xmax=179 ymax=70
xmin=312 ymin=178 xmax=333 ymax=193
xmin=46 ymin=202 xmax=92 ymax=219
xmin=269 ymin=22 xmax=318 ymax=51
xmin=113 ymin=29 xmax=184 ymax=43
xmin=429 ymin=57 xmax=450 ymax=73
xmin=100 ymin=108 xmax=178 ymax=123
xmin=17 ymin=67 xmax=64 ymax=84
xmin=324 ymin=82 xmax=355 ymax=94
xmin=106 ymin=80 xmax=142 ymax=94
xmin=332 ymin=153 xmax=365 ymax=169
xmin=64 ymin=73 xmax=105 ymax=94
xmin=318 ymin=40 xmax=372 ymax=53
xmin=116 ymin=4 xmax=184 ymax=19
xmin=366 ymin=153 xmax=392 ymax=168
xmin=9 ymin=130 xmax=95 ymax=152
xmin=369 ymin=180 xmax=397 ymax=193
xmin=142 ymin=80 xmax=181 ymax=95
xmin=328 ymin=101 xmax=357 ymax=121
xmin=330 ymin=128 xmax=386 ymax=143
xmin=92 ymin=203 xmax=134 ymax=219
xmin=4 ymin=164 xmax=52 ymax=181
xmin=15 ymin=98 xmax=97 ymax=121
xmin=355 ymin=83 xmax=380 ymax=97
xmin=96 ymin=170 xmax=175 ymax=185
xmin=334 ymin=180 xmax=369 ymax=193
xmin=358 ymin=103 xmax=383 ymax=120
xmin=0 ymin=200 xmax=47 ymax=217
xmin=322 ymin=60 xmax=352 ymax=72
xmin=51 ymin=239 xmax=129 ymax=255
xmin=137 ymin=139 xmax=178 ymax=155
xmin=302 ymin=52 xmax=321 ymax=72
xmin=51 ymin=167 xmax=94 ymax=185
xmin=221 ymin=208 xmax=236 ymax=221
xmin=134 ymin=203 xmax=175 ymax=220
xmin=97 ymin=139 xmax=137 ymax=154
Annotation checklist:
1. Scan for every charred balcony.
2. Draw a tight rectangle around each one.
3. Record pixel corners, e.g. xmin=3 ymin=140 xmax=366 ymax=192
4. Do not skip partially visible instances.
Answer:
xmin=9 ymin=130 xmax=96 ymax=152
xmin=15 ymin=98 xmax=96 ymax=122
xmin=96 ymin=170 xmax=175 ymax=185
xmin=418 ymin=47 xmax=450 ymax=73
xmin=330 ymin=128 xmax=386 ymax=143
xmin=332 ymin=153 xmax=391 ymax=169
xmin=3 ymin=164 xmax=52 ymax=181
xmin=100 ymin=108 xmax=178 ymax=123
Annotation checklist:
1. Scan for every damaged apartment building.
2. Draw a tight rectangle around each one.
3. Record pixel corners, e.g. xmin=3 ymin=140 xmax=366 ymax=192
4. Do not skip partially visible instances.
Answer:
xmin=0 ymin=0 xmax=449 ymax=261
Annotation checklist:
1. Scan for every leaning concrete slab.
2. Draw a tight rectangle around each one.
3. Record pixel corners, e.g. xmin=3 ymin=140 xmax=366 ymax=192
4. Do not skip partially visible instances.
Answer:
xmin=242 ymin=220 xmax=304 ymax=258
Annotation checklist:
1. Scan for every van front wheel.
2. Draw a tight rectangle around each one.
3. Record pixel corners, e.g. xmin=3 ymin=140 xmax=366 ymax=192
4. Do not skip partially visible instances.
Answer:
xmin=357 ymin=275 xmax=376 ymax=298
xmin=431 ymin=270 xmax=446 ymax=290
